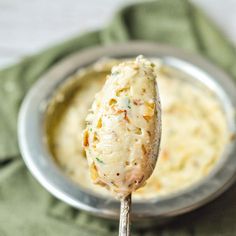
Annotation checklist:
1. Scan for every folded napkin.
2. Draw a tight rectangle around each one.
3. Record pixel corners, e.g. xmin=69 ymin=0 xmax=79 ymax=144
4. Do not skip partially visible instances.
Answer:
xmin=0 ymin=0 xmax=236 ymax=235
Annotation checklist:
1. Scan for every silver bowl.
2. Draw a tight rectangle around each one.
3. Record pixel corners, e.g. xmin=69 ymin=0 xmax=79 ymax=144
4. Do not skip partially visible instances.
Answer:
xmin=18 ymin=42 xmax=236 ymax=226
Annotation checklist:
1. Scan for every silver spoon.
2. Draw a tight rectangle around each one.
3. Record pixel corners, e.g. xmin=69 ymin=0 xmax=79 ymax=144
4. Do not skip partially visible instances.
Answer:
xmin=118 ymin=78 xmax=162 ymax=236
xmin=119 ymin=194 xmax=132 ymax=236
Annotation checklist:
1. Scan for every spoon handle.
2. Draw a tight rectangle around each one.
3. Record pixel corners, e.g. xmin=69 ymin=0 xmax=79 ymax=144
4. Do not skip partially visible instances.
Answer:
xmin=119 ymin=194 xmax=132 ymax=236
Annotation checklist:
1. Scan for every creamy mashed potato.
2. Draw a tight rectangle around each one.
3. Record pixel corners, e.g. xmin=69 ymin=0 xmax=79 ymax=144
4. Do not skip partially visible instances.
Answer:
xmin=46 ymin=59 xmax=229 ymax=199
xmin=83 ymin=56 xmax=160 ymax=198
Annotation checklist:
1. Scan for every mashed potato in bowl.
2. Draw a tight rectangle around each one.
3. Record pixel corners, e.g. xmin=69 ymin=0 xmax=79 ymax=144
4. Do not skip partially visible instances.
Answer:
xmin=45 ymin=59 xmax=229 ymax=200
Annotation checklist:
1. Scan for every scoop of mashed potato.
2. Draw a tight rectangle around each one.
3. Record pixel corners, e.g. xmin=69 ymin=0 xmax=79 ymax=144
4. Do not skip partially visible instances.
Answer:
xmin=83 ymin=56 xmax=161 ymax=198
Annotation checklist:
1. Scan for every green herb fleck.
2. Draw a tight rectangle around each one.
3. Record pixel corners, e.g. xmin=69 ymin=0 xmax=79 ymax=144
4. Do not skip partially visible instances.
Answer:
xmin=150 ymin=62 xmax=155 ymax=68
xmin=111 ymin=71 xmax=120 ymax=76
xmin=125 ymin=97 xmax=131 ymax=109
xmin=96 ymin=157 xmax=104 ymax=164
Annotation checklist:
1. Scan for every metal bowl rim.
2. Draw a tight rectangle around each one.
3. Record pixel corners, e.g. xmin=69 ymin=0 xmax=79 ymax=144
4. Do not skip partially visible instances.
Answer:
xmin=18 ymin=41 xmax=236 ymax=220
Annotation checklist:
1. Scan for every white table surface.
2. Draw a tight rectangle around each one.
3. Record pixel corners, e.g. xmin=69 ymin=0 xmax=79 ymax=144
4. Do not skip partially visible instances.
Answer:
xmin=0 ymin=0 xmax=235 ymax=68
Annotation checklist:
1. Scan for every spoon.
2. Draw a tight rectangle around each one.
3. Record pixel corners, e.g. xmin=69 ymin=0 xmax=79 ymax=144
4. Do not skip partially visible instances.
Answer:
xmin=83 ymin=56 xmax=161 ymax=236
xmin=118 ymin=76 xmax=161 ymax=236
xmin=119 ymin=194 xmax=132 ymax=236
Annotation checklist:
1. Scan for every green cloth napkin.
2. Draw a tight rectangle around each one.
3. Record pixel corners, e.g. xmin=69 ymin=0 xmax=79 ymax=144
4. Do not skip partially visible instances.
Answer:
xmin=0 ymin=0 xmax=236 ymax=235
